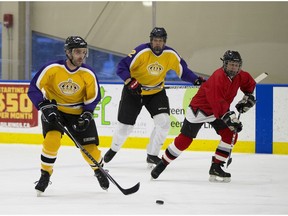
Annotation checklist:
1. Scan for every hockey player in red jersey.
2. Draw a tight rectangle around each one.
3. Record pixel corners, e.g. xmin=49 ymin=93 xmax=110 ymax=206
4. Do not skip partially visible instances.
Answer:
xmin=151 ymin=50 xmax=256 ymax=182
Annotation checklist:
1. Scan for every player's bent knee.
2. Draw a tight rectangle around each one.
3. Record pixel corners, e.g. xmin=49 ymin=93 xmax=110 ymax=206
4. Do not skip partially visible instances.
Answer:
xmin=117 ymin=122 xmax=134 ymax=135
xmin=153 ymin=113 xmax=170 ymax=129
xmin=43 ymin=130 xmax=62 ymax=152
xmin=218 ymin=127 xmax=238 ymax=143
xmin=174 ymin=133 xmax=193 ymax=151
xmin=82 ymin=144 xmax=101 ymax=166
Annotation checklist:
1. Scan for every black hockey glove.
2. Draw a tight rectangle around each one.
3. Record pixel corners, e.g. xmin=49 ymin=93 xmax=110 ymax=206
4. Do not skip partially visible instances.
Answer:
xmin=221 ymin=111 xmax=243 ymax=133
xmin=235 ymin=94 xmax=256 ymax=114
xmin=193 ymin=76 xmax=206 ymax=86
xmin=125 ymin=78 xmax=142 ymax=95
xmin=38 ymin=99 xmax=60 ymax=123
xmin=72 ymin=111 xmax=93 ymax=132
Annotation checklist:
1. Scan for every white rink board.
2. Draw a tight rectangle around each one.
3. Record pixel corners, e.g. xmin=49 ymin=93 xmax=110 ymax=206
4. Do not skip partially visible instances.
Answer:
xmin=94 ymin=85 xmax=255 ymax=141
xmin=0 ymin=84 xmax=255 ymax=142
xmin=273 ymin=87 xmax=288 ymax=142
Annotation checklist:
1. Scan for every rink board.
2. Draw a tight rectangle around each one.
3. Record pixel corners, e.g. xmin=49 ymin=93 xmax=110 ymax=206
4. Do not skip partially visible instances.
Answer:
xmin=0 ymin=82 xmax=287 ymax=154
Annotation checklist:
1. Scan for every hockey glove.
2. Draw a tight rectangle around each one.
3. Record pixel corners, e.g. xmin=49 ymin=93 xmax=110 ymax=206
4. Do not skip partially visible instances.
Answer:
xmin=222 ymin=111 xmax=243 ymax=133
xmin=235 ymin=94 xmax=256 ymax=113
xmin=38 ymin=99 xmax=60 ymax=123
xmin=193 ymin=76 xmax=206 ymax=86
xmin=72 ymin=111 xmax=93 ymax=132
xmin=125 ymin=78 xmax=142 ymax=95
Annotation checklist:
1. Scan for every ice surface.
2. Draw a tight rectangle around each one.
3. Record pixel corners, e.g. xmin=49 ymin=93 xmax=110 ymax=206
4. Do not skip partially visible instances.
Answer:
xmin=0 ymin=144 xmax=287 ymax=215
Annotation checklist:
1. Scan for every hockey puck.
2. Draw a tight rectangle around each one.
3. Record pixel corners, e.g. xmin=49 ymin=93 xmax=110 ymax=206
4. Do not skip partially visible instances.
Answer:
xmin=156 ymin=200 xmax=164 ymax=205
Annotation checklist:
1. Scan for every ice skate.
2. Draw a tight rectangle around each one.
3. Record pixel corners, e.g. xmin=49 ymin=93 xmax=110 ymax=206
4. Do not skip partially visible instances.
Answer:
xmin=35 ymin=169 xmax=51 ymax=196
xmin=94 ymin=169 xmax=110 ymax=190
xmin=104 ymin=148 xmax=117 ymax=163
xmin=151 ymin=160 xmax=167 ymax=179
xmin=209 ymin=162 xmax=231 ymax=183
xmin=146 ymin=154 xmax=161 ymax=168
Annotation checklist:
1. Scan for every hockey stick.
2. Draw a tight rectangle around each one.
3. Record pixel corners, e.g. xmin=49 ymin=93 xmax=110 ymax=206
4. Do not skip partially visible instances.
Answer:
xmin=142 ymin=84 xmax=198 ymax=91
xmin=254 ymin=72 xmax=268 ymax=83
xmin=165 ymin=85 xmax=199 ymax=89
xmin=169 ymin=72 xmax=268 ymax=89
xmin=226 ymin=72 xmax=268 ymax=168
xmin=56 ymin=121 xmax=140 ymax=195
xmin=143 ymin=72 xmax=269 ymax=91
xmin=226 ymin=113 xmax=241 ymax=168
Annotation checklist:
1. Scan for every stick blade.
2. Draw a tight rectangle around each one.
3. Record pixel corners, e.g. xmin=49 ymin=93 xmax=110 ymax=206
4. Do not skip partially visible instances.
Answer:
xmin=121 ymin=182 xmax=140 ymax=195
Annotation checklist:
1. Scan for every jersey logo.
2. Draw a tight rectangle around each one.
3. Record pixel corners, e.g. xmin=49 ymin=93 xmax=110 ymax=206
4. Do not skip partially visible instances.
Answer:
xmin=147 ymin=62 xmax=164 ymax=76
xmin=58 ymin=78 xmax=80 ymax=95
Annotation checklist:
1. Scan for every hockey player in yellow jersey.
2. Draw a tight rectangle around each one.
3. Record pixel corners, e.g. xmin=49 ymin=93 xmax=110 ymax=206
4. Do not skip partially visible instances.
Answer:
xmin=28 ymin=36 xmax=109 ymax=195
xmin=104 ymin=27 xmax=205 ymax=166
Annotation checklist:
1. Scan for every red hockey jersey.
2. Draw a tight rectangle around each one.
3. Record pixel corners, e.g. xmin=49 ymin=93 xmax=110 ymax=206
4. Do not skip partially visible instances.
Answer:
xmin=190 ymin=67 xmax=256 ymax=119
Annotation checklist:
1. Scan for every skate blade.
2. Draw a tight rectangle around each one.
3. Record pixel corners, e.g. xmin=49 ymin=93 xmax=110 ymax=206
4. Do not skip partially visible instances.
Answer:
xmin=101 ymin=188 xmax=109 ymax=192
xmin=209 ymin=175 xmax=231 ymax=183
xmin=147 ymin=163 xmax=155 ymax=169
xmin=36 ymin=190 xmax=43 ymax=197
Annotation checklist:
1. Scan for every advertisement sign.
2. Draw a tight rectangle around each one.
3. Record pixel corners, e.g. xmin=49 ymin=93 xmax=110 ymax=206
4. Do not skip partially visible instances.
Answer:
xmin=0 ymin=82 xmax=38 ymax=128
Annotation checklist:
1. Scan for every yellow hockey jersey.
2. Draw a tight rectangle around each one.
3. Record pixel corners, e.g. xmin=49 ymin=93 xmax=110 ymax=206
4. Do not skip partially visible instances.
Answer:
xmin=28 ymin=60 xmax=100 ymax=115
xmin=117 ymin=43 xmax=198 ymax=95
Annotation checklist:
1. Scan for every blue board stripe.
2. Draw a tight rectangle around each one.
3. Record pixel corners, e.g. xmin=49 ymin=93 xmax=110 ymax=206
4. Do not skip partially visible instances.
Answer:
xmin=255 ymin=84 xmax=273 ymax=153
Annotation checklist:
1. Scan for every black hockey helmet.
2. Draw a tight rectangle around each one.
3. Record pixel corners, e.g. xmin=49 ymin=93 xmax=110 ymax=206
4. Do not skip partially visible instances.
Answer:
xmin=64 ymin=36 xmax=87 ymax=51
xmin=221 ymin=50 xmax=242 ymax=66
xmin=150 ymin=27 xmax=167 ymax=42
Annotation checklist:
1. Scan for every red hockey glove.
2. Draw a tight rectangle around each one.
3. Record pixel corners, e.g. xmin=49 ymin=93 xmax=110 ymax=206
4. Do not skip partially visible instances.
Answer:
xmin=125 ymin=78 xmax=142 ymax=95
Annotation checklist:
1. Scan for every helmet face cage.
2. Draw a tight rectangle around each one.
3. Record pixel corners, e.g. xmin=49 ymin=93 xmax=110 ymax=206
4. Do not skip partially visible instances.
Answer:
xmin=150 ymin=27 xmax=167 ymax=42
xmin=221 ymin=50 xmax=242 ymax=78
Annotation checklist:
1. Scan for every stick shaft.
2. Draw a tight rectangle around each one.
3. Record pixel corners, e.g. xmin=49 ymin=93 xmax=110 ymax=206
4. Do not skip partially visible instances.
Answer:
xmin=227 ymin=72 xmax=268 ymax=167
xmin=145 ymin=73 xmax=268 ymax=90
xmin=57 ymin=121 xmax=140 ymax=195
